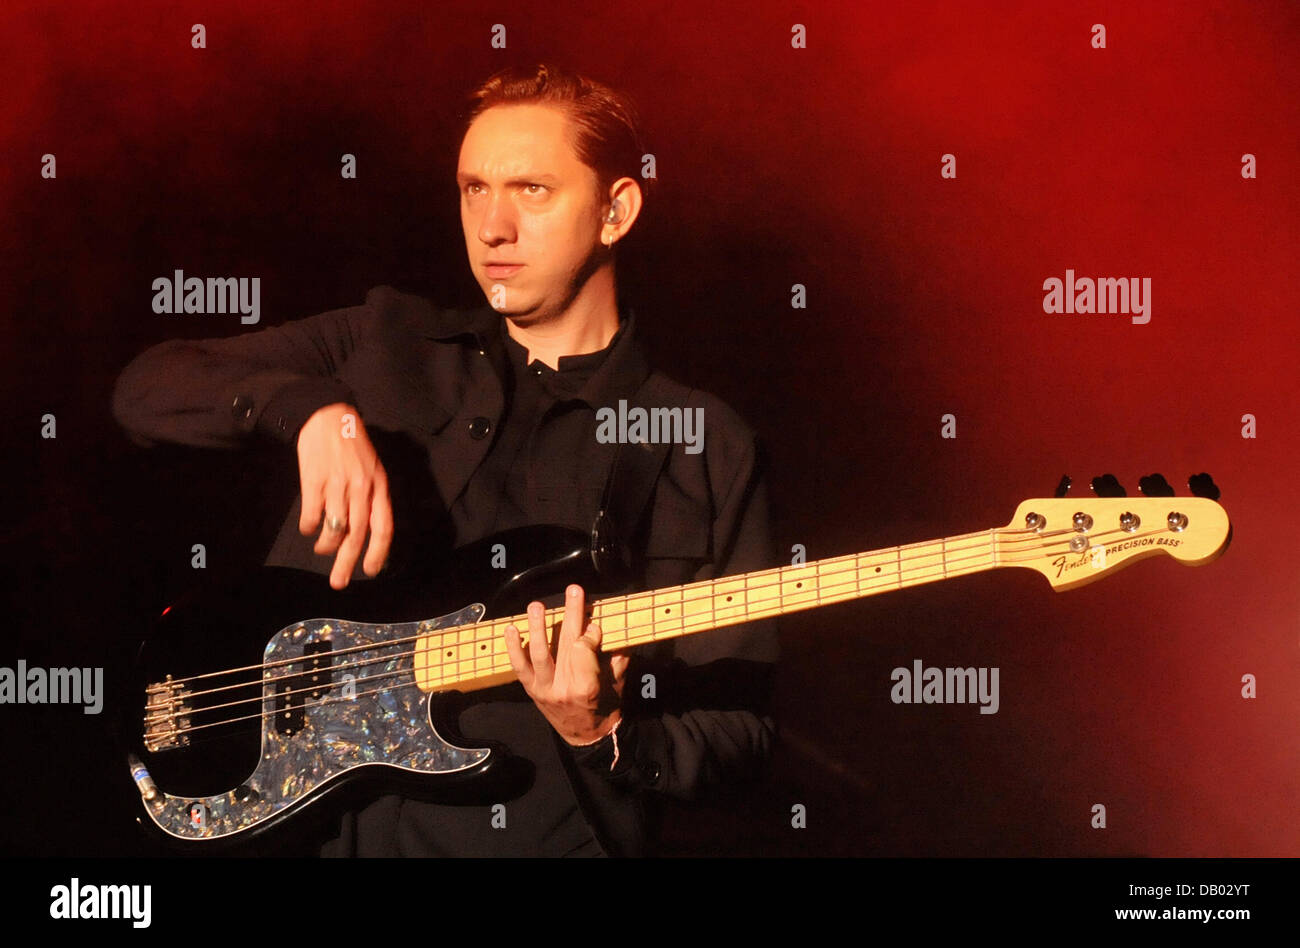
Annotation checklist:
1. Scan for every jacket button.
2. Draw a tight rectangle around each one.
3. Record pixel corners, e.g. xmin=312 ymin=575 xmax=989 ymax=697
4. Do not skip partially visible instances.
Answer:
xmin=468 ymin=416 xmax=492 ymax=439
xmin=646 ymin=762 xmax=661 ymax=784
xmin=231 ymin=394 xmax=254 ymax=421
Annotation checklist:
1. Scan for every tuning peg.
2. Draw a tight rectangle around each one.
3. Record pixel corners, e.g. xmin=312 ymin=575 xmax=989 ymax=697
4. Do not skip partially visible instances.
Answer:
xmin=1138 ymin=474 xmax=1175 ymax=497
xmin=1054 ymin=475 xmax=1071 ymax=498
xmin=1188 ymin=473 xmax=1221 ymax=501
xmin=1091 ymin=474 xmax=1126 ymax=497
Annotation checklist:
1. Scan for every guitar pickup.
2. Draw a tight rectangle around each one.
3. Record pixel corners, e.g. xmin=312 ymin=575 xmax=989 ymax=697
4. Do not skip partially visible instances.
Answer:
xmin=273 ymin=640 xmax=333 ymax=736
xmin=304 ymin=640 xmax=332 ymax=700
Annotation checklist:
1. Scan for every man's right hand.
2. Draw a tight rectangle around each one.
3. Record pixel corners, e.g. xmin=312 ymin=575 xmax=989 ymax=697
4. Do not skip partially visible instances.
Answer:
xmin=296 ymin=403 xmax=393 ymax=589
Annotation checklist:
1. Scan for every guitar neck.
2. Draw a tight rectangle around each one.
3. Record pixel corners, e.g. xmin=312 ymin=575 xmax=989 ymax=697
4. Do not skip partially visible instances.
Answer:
xmin=415 ymin=525 xmax=1014 ymax=693
xmin=597 ymin=526 xmax=1005 ymax=645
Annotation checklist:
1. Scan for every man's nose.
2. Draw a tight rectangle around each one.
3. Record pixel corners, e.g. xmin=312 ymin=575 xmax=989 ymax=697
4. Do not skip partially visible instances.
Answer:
xmin=478 ymin=194 xmax=516 ymax=244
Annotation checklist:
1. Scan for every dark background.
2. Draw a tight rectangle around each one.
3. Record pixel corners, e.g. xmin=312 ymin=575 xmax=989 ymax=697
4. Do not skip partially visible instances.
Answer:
xmin=1 ymin=0 xmax=1296 ymax=857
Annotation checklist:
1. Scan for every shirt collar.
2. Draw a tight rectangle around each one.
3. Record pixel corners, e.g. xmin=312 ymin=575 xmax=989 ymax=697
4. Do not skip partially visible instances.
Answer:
xmin=421 ymin=303 xmax=500 ymax=351
xmin=427 ymin=303 xmax=651 ymax=409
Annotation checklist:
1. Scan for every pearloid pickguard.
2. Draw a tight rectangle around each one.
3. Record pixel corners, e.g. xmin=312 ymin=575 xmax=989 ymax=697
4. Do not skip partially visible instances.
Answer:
xmin=139 ymin=602 xmax=490 ymax=841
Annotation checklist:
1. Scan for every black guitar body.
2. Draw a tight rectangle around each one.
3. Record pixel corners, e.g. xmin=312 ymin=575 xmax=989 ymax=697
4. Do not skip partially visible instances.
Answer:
xmin=125 ymin=524 xmax=623 ymax=848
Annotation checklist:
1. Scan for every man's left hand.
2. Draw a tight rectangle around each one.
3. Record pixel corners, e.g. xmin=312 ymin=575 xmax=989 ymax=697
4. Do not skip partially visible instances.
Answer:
xmin=504 ymin=584 xmax=630 ymax=745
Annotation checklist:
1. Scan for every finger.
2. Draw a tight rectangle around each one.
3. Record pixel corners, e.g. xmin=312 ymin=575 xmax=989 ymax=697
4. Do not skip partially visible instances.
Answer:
xmin=315 ymin=476 xmax=349 ymax=555
xmin=558 ymin=585 xmax=586 ymax=651
xmin=330 ymin=475 xmax=371 ymax=589
xmin=526 ymin=601 xmax=553 ymax=685
xmin=363 ymin=465 xmax=393 ymax=576
xmin=503 ymin=622 xmax=534 ymax=689
xmin=299 ymin=470 xmax=324 ymax=536
xmin=609 ymin=651 xmax=631 ymax=699
xmin=610 ymin=652 xmax=630 ymax=681
xmin=584 ymin=619 xmax=603 ymax=651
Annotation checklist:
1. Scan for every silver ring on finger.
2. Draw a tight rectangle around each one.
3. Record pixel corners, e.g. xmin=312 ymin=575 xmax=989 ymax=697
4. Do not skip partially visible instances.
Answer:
xmin=325 ymin=515 xmax=348 ymax=532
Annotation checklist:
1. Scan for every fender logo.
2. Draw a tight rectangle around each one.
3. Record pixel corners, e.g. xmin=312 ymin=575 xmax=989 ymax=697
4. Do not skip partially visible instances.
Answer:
xmin=1052 ymin=536 xmax=1183 ymax=578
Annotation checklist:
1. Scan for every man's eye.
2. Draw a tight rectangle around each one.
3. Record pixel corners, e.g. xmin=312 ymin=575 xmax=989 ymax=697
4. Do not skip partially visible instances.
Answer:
xmin=525 ymin=184 xmax=546 ymax=194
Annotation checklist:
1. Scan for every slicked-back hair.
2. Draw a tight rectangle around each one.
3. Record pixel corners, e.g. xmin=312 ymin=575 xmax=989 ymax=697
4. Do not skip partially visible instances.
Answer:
xmin=462 ymin=62 xmax=653 ymax=214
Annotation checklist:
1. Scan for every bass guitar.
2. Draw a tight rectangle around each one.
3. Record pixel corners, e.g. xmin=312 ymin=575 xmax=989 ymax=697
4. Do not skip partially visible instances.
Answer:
xmin=127 ymin=480 xmax=1230 ymax=844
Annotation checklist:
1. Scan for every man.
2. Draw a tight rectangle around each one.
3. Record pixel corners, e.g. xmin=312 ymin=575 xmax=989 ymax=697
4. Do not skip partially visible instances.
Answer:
xmin=113 ymin=62 xmax=778 ymax=856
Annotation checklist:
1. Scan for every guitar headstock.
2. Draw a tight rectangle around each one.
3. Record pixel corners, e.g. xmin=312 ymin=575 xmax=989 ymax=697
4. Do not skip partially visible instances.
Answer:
xmin=1001 ymin=474 xmax=1231 ymax=591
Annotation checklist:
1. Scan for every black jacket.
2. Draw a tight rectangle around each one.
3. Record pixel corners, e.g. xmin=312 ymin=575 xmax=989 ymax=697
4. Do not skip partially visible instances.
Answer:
xmin=112 ymin=284 xmax=780 ymax=856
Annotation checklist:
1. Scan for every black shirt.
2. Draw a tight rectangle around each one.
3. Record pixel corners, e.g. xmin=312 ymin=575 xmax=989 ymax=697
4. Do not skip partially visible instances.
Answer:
xmin=325 ymin=317 xmax=632 ymax=857
xmin=453 ymin=315 xmax=631 ymax=539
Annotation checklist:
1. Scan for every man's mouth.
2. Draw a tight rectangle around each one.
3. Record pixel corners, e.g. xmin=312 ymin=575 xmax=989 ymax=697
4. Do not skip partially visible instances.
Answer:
xmin=485 ymin=262 xmax=524 ymax=278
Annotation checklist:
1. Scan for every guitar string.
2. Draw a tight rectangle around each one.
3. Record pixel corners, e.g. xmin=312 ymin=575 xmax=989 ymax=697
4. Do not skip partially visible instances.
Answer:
xmin=155 ymin=524 xmax=1174 ymax=739
xmin=154 ymin=523 xmax=1101 ymax=740
xmin=157 ymin=525 xmax=1033 ymax=704
xmin=158 ymin=536 xmax=1021 ymax=736
xmin=155 ymin=521 xmax=1164 ymax=719
xmin=153 ymin=524 xmax=1068 ymax=691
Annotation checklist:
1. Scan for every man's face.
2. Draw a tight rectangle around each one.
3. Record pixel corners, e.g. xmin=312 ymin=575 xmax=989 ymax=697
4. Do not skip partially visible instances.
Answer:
xmin=457 ymin=103 xmax=604 ymax=321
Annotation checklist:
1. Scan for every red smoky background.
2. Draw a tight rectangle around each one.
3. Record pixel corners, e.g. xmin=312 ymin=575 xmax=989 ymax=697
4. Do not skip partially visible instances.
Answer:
xmin=0 ymin=0 xmax=1296 ymax=856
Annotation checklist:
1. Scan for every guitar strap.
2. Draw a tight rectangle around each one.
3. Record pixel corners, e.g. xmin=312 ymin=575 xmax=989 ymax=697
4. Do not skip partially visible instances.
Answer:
xmin=588 ymin=372 xmax=695 ymax=585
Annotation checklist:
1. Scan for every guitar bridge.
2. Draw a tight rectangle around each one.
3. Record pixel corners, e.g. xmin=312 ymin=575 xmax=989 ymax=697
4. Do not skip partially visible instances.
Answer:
xmin=143 ymin=674 xmax=192 ymax=752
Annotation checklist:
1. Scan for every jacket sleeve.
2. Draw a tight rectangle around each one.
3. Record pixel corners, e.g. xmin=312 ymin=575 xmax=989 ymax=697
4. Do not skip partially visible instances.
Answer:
xmin=569 ymin=429 xmax=780 ymax=801
xmin=110 ymin=288 xmax=384 ymax=450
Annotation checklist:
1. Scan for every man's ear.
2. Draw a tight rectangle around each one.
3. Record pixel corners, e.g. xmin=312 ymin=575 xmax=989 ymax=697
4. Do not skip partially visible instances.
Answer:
xmin=604 ymin=177 xmax=644 ymax=240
